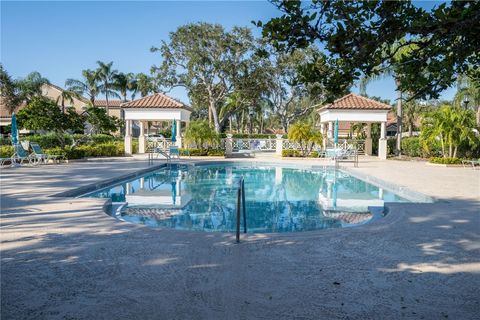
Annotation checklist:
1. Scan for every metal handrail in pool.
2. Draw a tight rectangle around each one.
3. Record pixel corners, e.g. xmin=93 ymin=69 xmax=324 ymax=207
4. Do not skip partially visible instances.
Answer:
xmin=236 ymin=176 xmax=247 ymax=243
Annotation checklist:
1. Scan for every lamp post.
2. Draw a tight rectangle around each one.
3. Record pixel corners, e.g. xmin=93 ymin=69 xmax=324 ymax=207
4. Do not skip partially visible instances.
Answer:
xmin=463 ymin=95 xmax=470 ymax=109
xmin=248 ymin=106 xmax=254 ymax=135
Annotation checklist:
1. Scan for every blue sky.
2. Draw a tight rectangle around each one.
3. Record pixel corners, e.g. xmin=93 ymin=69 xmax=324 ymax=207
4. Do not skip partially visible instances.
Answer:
xmin=1 ymin=1 xmax=455 ymax=105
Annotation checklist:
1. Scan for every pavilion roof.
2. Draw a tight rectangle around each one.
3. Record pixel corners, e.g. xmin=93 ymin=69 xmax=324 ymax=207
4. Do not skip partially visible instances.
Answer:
xmin=94 ymin=100 xmax=123 ymax=108
xmin=318 ymin=93 xmax=392 ymax=111
xmin=121 ymin=93 xmax=193 ymax=112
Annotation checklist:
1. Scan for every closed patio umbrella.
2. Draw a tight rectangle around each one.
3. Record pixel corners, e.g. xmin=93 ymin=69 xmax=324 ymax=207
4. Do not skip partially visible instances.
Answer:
xmin=10 ymin=112 xmax=18 ymax=145
xmin=171 ymin=120 xmax=177 ymax=143
xmin=334 ymin=119 xmax=339 ymax=145
xmin=171 ymin=181 xmax=177 ymax=205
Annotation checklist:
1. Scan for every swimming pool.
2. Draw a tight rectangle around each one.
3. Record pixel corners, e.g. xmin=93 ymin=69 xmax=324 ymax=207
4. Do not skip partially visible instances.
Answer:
xmin=82 ymin=162 xmax=429 ymax=233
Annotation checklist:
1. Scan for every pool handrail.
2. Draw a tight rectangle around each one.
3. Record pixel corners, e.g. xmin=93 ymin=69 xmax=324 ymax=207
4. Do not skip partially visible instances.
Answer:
xmin=236 ymin=176 xmax=247 ymax=243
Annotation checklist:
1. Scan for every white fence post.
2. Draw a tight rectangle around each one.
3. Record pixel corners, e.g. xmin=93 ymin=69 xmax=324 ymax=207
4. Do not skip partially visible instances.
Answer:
xmin=276 ymin=134 xmax=283 ymax=156
xmin=226 ymin=134 xmax=233 ymax=156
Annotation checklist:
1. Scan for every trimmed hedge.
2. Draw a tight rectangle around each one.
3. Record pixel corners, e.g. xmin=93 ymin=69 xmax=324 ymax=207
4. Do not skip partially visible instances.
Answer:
xmin=220 ymin=133 xmax=286 ymax=139
xmin=44 ymin=142 xmax=125 ymax=160
xmin=179 ymin=148 xmax=225 ymax=156
xmin=282 ymin=149 xmax=322 ymax=158
xmin=282 ymin=150 xmax=301 ymax=157
xmin=429 ymin=157 xmax=462 ymax=165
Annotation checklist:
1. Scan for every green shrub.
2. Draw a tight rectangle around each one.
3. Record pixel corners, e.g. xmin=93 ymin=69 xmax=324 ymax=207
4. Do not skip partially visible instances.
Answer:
xmin=0 ymin=145 xmax=14 ymax=157
xmin=282 ymin=149 xmax=301 ymax=157
xmin=90 ymin=134 xmax=117 ymax=144
xmin=25 ymin=133 xmax=74 ymax=149
xmin=44 ymin=142 xmax=125 ymax=160
xmin=207 ymin=149 xmax=225 ymax=156
xmin=45 ymin=147 xmax=83 ymax=160
xmin=387 ymin=139 xmax=396 ymax=155
xmin=0 ymin=136 xmax=11 ymax=146
xmin=180 ymin=148 xmax=224 ymax=156
xmin=429 ymin=157 xmax=462 ymax=165
xmin=401 ymin=137 xmax=422 ymax=157
xmin=310 ymin=151 xmax=319 ymax=158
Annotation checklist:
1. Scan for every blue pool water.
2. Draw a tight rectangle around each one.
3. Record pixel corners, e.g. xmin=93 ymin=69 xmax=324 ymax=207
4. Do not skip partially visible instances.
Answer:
xmin=82 ymin=163 xmax=415 ymax=233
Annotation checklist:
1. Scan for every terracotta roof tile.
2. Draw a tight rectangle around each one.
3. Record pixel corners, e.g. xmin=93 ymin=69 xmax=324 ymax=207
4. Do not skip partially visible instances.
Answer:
xmin=121 ymin=93 xmax=192 ymax=111
xmin=94 ymin=100 xmax=123 ymax=108
xmin=319 ymin=93 xmax=391 ymax=111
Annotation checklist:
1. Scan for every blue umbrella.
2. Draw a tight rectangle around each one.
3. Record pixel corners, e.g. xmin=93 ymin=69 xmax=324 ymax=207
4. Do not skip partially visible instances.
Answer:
xmin=171 ymin=181 xmax=177 ymax=205
xmin=10 ymin=112 xmax=18 ymax=145
xmin=333 ymin=119 xmax=339 ymax=145
xmin=332 ymin=183 xmax=337 ymax=209
xmin=171 ymin=120 xmax=177 ymax=142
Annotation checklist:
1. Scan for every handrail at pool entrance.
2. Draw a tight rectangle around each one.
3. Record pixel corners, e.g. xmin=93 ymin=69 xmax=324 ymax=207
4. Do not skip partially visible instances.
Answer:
xmin=236 ymin=176 xmax=247 ymax=243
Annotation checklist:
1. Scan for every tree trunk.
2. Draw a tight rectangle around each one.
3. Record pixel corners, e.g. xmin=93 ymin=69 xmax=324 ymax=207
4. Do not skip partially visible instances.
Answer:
xmin=61 ymin=97 xmax=65 ymax=114
xmin=229 ymin=116 xmax=232 ymax=132
xmin=241 ymin=110 xmax=245 ymax=133
xmin=208 ymin=107 xmax=212 ymax=126
xmin=448 ymin=142 xmax=453 ymax=158
xmin=395 ymin=77 xmax=402 ymax=156
xmin=453 ymin=146 xmax=458 ymax=158
xmin=281 ymin=117 xmax=288 ymax=134
xmin=209 ymin=100 xmax=221 ymax=133
xmin=477 ymin=106 xmax=480 ymax=127
xmin=408 ymin=123 xmax=413 ymax=137
xmin=105 ymin=82 xmax=110 ymax=116
xmin=440 ymin=133 xmax=446 ymax=158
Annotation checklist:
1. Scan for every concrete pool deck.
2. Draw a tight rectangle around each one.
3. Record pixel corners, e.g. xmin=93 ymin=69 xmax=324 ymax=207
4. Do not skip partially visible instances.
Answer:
xmin=1 ymin=156 xmax=479 ymax=319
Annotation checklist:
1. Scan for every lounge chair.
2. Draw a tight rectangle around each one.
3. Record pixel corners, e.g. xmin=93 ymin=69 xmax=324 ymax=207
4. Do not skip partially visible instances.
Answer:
xmin=462 ymin=158 xmax=480 ymax=169
xmin=0 ymin=157 xmax=12 ymax=167
xmin=169 ymin=146 xmax=180 ymax=159
xmin=11 ymin=143 xmax=34 ymax=165
xmin=30 ymin=142 xmax=64 ymax=164
xmin=153 ymin=147 xmax=171 ymax=161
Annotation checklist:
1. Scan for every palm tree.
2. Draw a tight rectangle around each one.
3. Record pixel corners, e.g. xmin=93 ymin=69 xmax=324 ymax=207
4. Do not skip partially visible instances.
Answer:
xmin=55 ymin=90 xmax=81 ymax=113
xmin=113 ymin=72 xmax=136 ymax=102
xmin=96 ymin=61 xmax=120 ymax=115
xmin=0 ymin=64 xmax=22 ymax=113
xmin=421 ymin=105 xmax=477 ymax=158
xmin=65 ymin=69 xmax=101 ymax=105
xmin=358 ymin=39 xmax=419 ymax=156
xmin=454 ymin=74 xmax=480 ymax=126
xmin=135 ymin=73 xmax=156 ymax=98
xmin=16 ymin=71 xmax=50 ymax=103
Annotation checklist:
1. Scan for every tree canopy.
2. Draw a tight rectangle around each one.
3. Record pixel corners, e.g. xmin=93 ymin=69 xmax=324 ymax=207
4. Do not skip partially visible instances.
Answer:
xmin=258 ymin=0 xmax=480 ymax=101
xmin=17 ymin=97 xmax=85 ymax=133
xmin=151 ymin=23 xmax=262 ymax=133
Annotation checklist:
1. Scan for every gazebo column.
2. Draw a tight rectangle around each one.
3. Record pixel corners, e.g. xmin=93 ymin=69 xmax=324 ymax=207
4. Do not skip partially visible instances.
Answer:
xmin=175 ymin=119 xmax=182 ymax=148
xmin=124 ymin=119 xmax=133 ymax=156
xmin=320 ymin=123 xmax=326 ymax=149
xmin=378 ymin=121 xmax=387 ymax=160
xmin=327 ymin=121 xmax=333 ymax=147
xmin=365 ymin=123 xmax=373 ymax=155
xmin=138 ymin=121 xmax=146 ymax=154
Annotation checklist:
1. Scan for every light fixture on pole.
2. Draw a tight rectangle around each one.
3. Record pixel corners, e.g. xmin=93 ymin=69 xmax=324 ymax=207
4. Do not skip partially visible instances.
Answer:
xmin=463 ymin=95 xmax=470 ymax=109
xmin=248 ymin=106 xmax=254 ymax=134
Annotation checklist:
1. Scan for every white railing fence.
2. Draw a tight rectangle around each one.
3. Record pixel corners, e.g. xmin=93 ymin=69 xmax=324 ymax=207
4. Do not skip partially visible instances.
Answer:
xmin=147 ymin=138 xmax=173 ymax=152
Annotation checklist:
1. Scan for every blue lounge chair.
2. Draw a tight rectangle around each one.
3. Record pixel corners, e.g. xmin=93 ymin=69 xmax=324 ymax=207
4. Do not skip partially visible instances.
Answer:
xmin=30 ymin=142 xmax=64 ymax=164
xmin=169 ymin=146 xmax=180 ymax=159
xmin=12 ymin=143 xmax=34 ymax=165
xmin=462 ymin=158 xmax=480 ymax=169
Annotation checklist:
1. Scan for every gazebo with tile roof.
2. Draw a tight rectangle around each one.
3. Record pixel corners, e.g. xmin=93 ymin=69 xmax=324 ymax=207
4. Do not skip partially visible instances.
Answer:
xmin=121 ymin=93 xmax=192 ymax=155
xmin=317 ymin=93 xmax=392 ymax=160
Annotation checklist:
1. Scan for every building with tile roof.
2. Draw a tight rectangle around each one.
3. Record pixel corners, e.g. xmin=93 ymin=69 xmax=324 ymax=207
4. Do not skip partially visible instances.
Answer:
xmin=317 ymin=93 xmax=392 ymax=160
